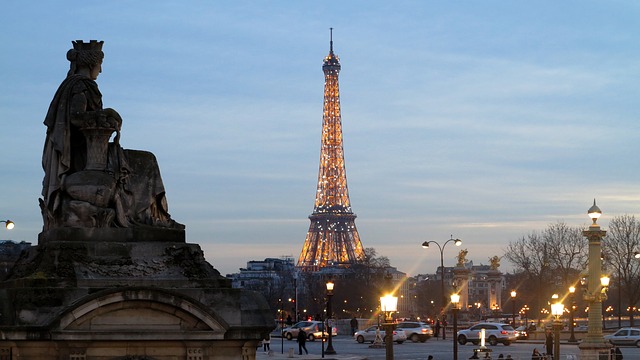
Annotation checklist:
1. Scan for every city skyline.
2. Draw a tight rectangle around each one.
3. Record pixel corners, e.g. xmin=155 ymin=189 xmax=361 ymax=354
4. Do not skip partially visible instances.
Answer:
xmin=1 ymin=2 xmax=639 ymax=277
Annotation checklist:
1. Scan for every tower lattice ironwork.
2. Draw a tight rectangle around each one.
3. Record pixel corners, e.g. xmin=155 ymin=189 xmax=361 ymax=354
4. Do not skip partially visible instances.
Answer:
xmin=297 ymin=31 xmax=366 ymax=272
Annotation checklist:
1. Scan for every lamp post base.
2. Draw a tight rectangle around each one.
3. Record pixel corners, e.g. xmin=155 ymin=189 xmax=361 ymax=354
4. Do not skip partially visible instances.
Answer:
xmin=384 ymin=322 xmax=395 ymax=360
xmin=578 ymin=342 xmax=611 ymax=360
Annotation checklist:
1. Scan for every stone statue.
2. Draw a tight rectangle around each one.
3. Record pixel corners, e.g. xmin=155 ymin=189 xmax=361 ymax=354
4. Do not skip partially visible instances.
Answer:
xmin=489 ymin=255 xmax=500 ymax=270
xmin=456 ymin=248 xmax=468 ymax=267
xmin=41 ymin=40 xmax=183 ymax=231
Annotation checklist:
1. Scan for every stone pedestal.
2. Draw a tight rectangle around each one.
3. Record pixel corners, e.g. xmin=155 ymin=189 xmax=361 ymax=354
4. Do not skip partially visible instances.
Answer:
xmin=486 ymin=270 xmax=502 ymax=311
xmin=0 ymin=229 xmax=274 ymax=360
xmin=453 ymin=266 xmax=470 ymax=309
xmin=578 ymin=343 xmax=612 ymax=360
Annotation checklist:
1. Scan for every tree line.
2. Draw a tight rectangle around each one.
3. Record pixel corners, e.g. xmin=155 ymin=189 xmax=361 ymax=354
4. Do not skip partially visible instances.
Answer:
xmin=503 ymin=215 xmax=640 ymax=326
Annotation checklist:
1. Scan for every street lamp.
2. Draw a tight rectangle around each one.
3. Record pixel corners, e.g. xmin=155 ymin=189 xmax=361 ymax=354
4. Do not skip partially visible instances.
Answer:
xmin=325 ymin=281 xmax=336 ymax=355
xmin=578 ymin=200 xmax=612 ymax=359
xmin=510 ymin=290 xmax=517 ymax=327
xmin=1 ymin=220 xmax=14 ymax=230
xmin=380 ymin=294 xmax=398 ymax=360
xmin=551 ymin=296 xmax=564 ymax=360
xmin=451 ymin=293 xmax=460 ymax=360
xmin=569 ymin=286 xmax=577 ymax=343
xmin=421 ymin=236 xmax=462 ymax=314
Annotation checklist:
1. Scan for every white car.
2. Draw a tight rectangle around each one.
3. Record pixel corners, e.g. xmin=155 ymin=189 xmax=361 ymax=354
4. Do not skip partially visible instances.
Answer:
xmin=283 ymin=321 xmax=338 ymax=341
xmin=354 ymin=326 xmax=406 ymax=344
xmin=395 ymin=321 xmax=433 ymax=342
xmin=604 ymin=327 xmax=640 ymax=347
xmin=457 ymin=322 xmax=517 ymax=346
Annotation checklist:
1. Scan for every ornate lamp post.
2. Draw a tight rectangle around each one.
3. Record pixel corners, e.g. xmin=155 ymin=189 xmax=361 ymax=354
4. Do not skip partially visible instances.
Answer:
xmin=510 ymin=290 xmax=517 ymax=327
xmin=578 ymin=200 xmax=612 ymax=359
xmin=421 ymin=236 xmax=462 ymax=314
xmin=380 ymin=294 xmax=398 ymax=360
xmin=522 ymin=304 xmax=530 ymax=326
xmin=551 ymin=296 xmax=564 ymax=360
xmin=1 ymin=220 xmax=14 ymax=230
xmin=569 ymin=286 xmax=577 ymax=343
xmin=451 ymin=293 xmax=460 ymax=360
xmin=325 ymin=281 xmax=336 ymax=355
xmin=279 ymin=298 xmax=284 ymax=354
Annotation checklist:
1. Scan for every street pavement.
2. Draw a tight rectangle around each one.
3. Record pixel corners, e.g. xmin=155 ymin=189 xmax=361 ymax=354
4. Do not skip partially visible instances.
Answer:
xmin=258 ymin=336 xmax=640 ymax=360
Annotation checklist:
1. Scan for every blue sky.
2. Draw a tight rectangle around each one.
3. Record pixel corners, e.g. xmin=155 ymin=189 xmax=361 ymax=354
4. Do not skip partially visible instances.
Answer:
xmin=1 ymin=1 xmax=639 ymax=277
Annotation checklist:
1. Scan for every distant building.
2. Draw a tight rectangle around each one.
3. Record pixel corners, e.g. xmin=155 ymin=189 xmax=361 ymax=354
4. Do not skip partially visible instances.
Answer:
xmin=0 ymin=240 xmax=32 ymax=278
xmin=229 ymin=257 xmax=296 ymax=290
xmin=409 ymin=261 xmax=505 ymax=321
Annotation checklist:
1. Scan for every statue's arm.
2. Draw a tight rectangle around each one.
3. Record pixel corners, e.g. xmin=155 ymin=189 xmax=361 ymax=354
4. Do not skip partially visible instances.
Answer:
xmin=69 ymin=90 xmax=121 ymax=130
xmin=69 ymin=90 xmax=103 ymax=126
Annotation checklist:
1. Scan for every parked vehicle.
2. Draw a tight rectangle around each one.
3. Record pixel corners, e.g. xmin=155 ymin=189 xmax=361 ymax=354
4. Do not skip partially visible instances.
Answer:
xmin=354 ymin=326 xmax=406 ymax=344
xmin=457 ymin=322 xmax=517 ymax=346
xmin=395 ymin=321 xmax=433 ymax=342
xmin=604 ymin=327 xmax=640 ymax=347
xmin=283 ymin=321 xmax=337 ymax=341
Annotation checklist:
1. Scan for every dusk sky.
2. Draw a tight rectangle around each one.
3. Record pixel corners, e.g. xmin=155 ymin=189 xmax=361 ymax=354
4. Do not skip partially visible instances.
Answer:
xmin=1 ymin=1 xmax=639 ymax=277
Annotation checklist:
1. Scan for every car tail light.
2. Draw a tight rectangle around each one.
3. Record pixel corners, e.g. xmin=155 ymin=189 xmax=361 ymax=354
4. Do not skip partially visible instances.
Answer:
xmin=501 ymin=331 xmax=507 ymax=335
xmin=421 ymin=329 xmax=427 ymax=334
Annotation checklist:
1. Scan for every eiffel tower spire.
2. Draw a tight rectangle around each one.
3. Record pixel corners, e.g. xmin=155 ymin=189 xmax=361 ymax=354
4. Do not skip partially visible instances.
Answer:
xmin=297 ymin=30 xmax=366 ymax=271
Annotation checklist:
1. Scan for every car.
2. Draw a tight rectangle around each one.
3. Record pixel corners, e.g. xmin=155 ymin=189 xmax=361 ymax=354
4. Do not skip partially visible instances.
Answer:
xmin=282 ymin=321 xmax=338 ymax=341
xmin=395 ymin=321 xmax=433 ymax=342
xmin=457 ymin=322 xmax=517 ymax=346
xmin=604 ymin=327 xmax=640 ymax=347
xmin=515 ymin=325 xmax=529 ymax=340
xmin=354 ymin=326 xmax=406 ymax=344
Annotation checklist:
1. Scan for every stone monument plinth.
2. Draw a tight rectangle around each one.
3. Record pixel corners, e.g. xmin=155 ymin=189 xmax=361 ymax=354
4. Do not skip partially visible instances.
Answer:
xmin=0 ymin=40 xmax=274 ymax=360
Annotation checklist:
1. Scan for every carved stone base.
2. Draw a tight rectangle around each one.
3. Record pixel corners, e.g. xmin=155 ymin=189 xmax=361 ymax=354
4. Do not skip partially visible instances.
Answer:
xmin=0 ymin=237 xmax=273 ymax=360
xmin=39 ymin=226 xmax=185 ymax=244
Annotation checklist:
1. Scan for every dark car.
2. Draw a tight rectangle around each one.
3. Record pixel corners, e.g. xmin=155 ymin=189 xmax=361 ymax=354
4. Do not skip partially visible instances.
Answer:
xmin=515 ymin=325 xmax=529 ymax=340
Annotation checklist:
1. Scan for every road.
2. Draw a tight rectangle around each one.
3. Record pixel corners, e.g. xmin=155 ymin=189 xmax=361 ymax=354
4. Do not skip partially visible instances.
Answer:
xmin=265 ymin=336 xmax=640 ymax=360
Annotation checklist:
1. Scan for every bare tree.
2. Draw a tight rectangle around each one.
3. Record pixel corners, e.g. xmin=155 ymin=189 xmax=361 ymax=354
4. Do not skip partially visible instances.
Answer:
xmin=504 ymin=222 xmax=586 ymax=318
xmin=543 ymin=221 xmax=588 ymax=286
xmin=603 ymin=214 xmax=640 ymax=326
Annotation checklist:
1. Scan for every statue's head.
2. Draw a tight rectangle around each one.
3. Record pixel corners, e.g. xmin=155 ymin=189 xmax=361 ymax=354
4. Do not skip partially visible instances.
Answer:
xmin=67 ymin=40 xmax=104 ymax=78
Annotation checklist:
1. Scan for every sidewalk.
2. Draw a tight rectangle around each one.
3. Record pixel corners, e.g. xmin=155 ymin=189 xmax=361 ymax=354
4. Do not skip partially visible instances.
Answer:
xmin=256 ymin=349 xmax=365 ymax=360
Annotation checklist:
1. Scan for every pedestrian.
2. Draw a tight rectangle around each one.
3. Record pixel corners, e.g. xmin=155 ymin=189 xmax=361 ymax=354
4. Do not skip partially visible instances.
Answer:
xmin=611 ymin=345 xmax=623 ymax=360
xmin=350 ymin=316 xmax=358 ymax=336
xmin=263 ymin=334 xmax=271 ymax=352
xmin=428 ymin=356 xmax=433 ymax=360
xmin=531 ymin=348 xmax=543 ymax=360
xmin=286 ymin=315 xmax=293 ymax=326
xmin=498 ymin=354 xmax=504 ymax=359
xmin=544 ymin=329 xmax=553 ymax=357
xmin=442 ymin=318 xmax=448 ymax=340
xmin=434 ymin=319 xmax=441 ymax=339
xmin=297 ymin=329 xmax=308 ymax=355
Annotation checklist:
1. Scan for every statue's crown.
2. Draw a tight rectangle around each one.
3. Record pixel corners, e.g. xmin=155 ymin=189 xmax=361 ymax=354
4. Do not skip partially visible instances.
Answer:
xmin=72 ymin=40 xmax=104 ymax=51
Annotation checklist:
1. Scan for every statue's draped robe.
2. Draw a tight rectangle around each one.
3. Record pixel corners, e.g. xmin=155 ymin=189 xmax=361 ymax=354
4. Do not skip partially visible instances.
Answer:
xmin=42 ymin=74 xmax=178 ymax=228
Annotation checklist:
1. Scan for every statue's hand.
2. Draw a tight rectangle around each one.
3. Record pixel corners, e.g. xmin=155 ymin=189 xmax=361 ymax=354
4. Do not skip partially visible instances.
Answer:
xmin=104 ymin=108 xmax=123 ymax=128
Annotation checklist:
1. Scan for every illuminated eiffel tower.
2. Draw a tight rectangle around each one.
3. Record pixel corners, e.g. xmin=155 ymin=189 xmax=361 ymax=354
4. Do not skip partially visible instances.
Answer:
xmin=297 ymin=30 xmax=366 ymax=272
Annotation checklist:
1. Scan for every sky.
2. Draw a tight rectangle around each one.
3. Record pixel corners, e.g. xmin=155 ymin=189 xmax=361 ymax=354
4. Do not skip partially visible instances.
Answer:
xmin=1 ymin=1 xmax=640 ymax=277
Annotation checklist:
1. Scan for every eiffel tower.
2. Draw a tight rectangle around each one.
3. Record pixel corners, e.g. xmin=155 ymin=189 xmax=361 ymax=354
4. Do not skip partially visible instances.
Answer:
xmin=297 ymin=30 xmax=366 ymax=272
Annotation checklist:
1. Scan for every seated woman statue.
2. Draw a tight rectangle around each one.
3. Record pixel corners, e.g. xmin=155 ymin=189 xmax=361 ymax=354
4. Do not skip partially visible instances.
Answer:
xmin=41 ymin=40 xmax=183 ymax=231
